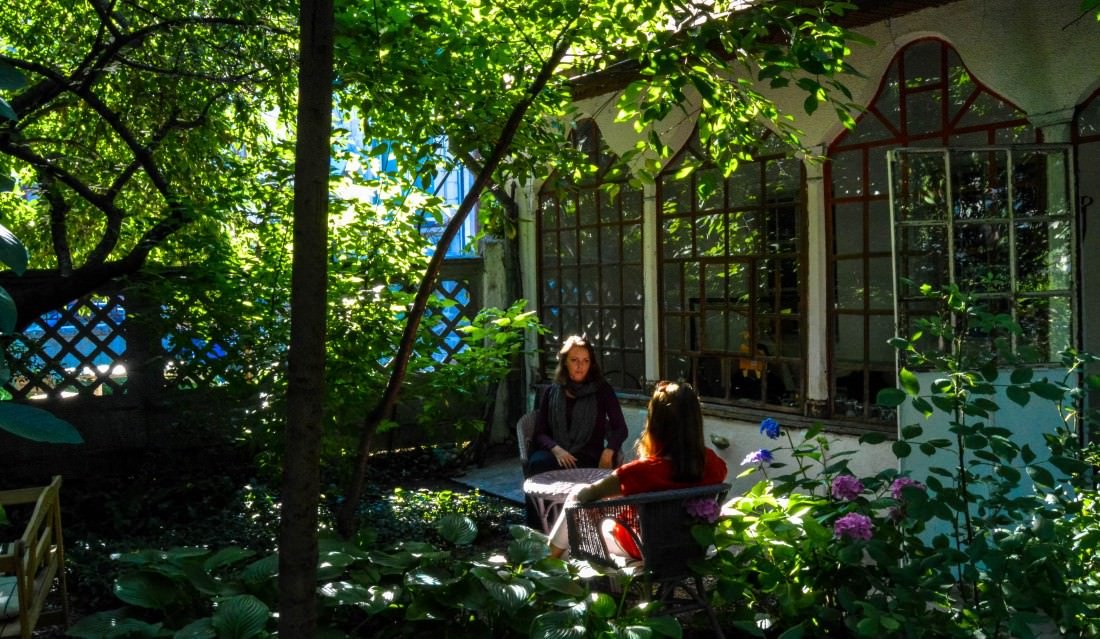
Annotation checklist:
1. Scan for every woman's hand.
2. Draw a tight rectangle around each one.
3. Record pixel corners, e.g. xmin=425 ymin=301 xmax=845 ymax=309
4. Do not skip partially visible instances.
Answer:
xmin=598 ymin=448 xmax=616 ymax=469
xmin=551 ymin=445 xmax=578 ymax=469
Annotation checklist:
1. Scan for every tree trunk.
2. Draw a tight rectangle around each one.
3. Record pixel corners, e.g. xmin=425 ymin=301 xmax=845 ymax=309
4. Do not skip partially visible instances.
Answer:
xmin=279 ymin=0 xmax=333 ymax=634
xmin=336 ymin=25 xmax=577 ymax=538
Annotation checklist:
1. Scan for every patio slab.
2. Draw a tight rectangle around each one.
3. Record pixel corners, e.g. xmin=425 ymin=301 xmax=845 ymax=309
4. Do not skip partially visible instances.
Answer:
xmin=451 ymin=456 xmax=525 ymax=504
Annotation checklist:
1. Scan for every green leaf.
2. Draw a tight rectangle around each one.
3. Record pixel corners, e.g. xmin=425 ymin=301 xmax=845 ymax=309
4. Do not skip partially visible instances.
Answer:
xmin=175 ymin=618 xmax=217 ymax=638
xmin=0 ymin=224 xmax=28 ymax=275
xmin=0 ymin=99 xmax=16 ymax=123
xmin=0 ymin=402 xmax=83 ymax=443
xmin=899 ymin=368 xmax=920 ymax=396
xmin=437 ymin=513 xmax=477 ymax=546
xmin=875 ymin=387 xmax=905 ymax=407
xmin=0 ymin=62 xmax=26 ymax=90
xmin=1005 ymin=385 xmax=1031 ymax=406
xmin=1026 ymin=464 xmax=1054 ymax=488
xmin=66 ymin=609 xmax=164 ymax=638
xmin=211 ymin=594 xmax=270 ymax=639
xmin=115 ymin=570 xmax=180 ymax=609
xmin=892 ymin=440 xmax=912 ymax=458
xmin=0 ymin=287 xmax=15 ymax=335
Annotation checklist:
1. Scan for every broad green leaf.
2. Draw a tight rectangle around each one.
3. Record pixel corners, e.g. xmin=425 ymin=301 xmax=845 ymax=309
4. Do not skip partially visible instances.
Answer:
xmin=875 ymin=387 xmax=905 ymax=407
xmin=1005 ymin=385 xmax=1031 ymax=406
xmin=898 ymin=368 xmax=920 ymax=396
xmin=1026 ymin=464 xmax=1054 ymax=488
xmin=0 ymin=225 xmax=27 ymax=275
xmin=115 ymin=571 xmax=180 ymax=609
xmin=174 ymin=618 xmax=217 ymax=638
xmin=0 ymin=100 xmax=15 ymax=123
xmin=66 ymin=609 xmax=164 ymax=638
xmin=892 ymin=440 xmax=912 ymax=458
xmin=0 ymin=287 xmax=15 ymax=334
xmin=0 ymin=402 xmax=83 ymax=443
xmin=437 ymin=513 xmax=477 ymax=546
xmin=211 ymin=595 xmax=270 ymax=639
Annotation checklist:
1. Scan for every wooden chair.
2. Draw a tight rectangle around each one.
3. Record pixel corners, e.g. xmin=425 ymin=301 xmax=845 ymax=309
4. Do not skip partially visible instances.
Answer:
xmin=565 ymin=483 xmax=731 ymax=638
xmin=0 ymin=476 xmax=70 ymax=639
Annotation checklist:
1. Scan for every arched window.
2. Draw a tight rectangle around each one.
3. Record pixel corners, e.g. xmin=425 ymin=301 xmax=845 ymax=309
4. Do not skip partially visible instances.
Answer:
xmin=657 ymin=131 xmax=804 ymax=410
xmin=827 ymin=38 xmax=1069 ymax=424
xmin=536 ymin=120 xmax=645 ymax=389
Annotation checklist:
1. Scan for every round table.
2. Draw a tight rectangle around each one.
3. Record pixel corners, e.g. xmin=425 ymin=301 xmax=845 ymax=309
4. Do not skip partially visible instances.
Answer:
xmin=523 ymin=467 xmax=612 ymax=533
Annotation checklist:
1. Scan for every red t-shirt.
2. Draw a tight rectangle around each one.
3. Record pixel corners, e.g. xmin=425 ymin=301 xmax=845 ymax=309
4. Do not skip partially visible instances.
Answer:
xmin=607 ymin=449 xmax=727 ymax=559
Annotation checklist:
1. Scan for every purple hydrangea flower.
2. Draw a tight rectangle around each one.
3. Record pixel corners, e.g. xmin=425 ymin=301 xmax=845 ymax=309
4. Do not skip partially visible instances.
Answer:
xmin=890 ymin=476 xmax=926 ymax=500
xmin=741 ymin=448 xmax=773 ymax=466
xmin=831 ymin=474 xmax=864 ymax=501
xmin=834 ymin=512 xmax=873 ymax=541
xmin=685 ymin=498 xmax=721 ymax=524
xmin=759 ymin=417 xmax=781 ymax=440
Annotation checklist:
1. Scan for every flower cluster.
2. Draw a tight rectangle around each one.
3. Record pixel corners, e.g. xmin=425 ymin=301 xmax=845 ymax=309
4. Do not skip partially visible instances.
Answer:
xmin=741 ymin=448 xmax=773 ymax=466
xmin=831 ymin=474 xmax=864 ymax=501
xmin=834 ymin=512 xmax=873 ymax=541
xmin=685 ymin=497 xmax=721 ymax=524
xmin=890 ymin=476 xmax=926 ymax=500
xmin=760 ymin=417 xmax=781 ymax=439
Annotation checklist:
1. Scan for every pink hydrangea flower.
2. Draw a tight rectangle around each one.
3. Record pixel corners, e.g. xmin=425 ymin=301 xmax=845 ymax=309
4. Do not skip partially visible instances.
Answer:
xmin=685 ymin=497 xmax=721 ymax=524
xmin=890 ymin=476 xmax=926 ymax=500
xmin=831 ymin=474 xmax=864 ymax=501
xmin=834 ymin=512 xmax=873 ymax=541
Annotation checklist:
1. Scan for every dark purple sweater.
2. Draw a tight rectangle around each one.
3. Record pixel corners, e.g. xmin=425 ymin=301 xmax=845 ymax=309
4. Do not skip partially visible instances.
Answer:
xmin=533 ymin=382 xmax=629 ymax=465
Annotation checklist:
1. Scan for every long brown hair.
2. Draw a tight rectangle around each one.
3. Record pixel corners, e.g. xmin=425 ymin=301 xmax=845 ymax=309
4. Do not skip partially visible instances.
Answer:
xmin=635 ymin=381 xmax=706 ymax=482
xmin=551 ymin=335 xmax=604 ymax=386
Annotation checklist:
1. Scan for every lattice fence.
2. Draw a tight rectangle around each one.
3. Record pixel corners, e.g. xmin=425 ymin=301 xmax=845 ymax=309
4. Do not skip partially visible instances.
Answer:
xmin=5 ymin=261 xmax=484 ymax=401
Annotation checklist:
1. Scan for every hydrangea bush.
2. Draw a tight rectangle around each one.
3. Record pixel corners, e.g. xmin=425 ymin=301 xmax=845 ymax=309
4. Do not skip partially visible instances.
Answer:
xmin=700 ymin=285 xmax=1100 ymax=638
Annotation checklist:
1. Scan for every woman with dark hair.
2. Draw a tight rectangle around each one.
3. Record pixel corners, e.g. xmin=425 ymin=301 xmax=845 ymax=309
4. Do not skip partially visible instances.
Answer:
xmin=547 ymin=381 xmax=727 ymax=558
xmin=527 ymin=335 xmax=629 ymax=475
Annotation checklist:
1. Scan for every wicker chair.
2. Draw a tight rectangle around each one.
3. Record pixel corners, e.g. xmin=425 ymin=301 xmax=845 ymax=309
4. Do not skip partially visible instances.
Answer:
xmin=565 ymin=483 xmax=730 ymax=638
xmin=516 ymin=410 xmax=538 ymax=477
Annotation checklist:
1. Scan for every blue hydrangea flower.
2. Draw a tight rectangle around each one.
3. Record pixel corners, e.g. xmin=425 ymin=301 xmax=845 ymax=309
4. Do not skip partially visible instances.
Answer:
xmin=741 ymin=448 xmax=773 ymax=466
xmin=759 ymin=417 xmax=780 ymax=440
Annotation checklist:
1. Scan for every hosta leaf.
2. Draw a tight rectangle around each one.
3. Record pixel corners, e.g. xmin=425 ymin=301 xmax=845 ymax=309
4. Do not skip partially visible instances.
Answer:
xmin=115 ymin=571 xmax=180 ymax=609
xmin=174 ymin=618 xmax=217 ymax=638
xmin=0 ymin=402 xmax=83 ymax=443
xmin=438 ymin=513 xmax=478 ymax=546
xmin=66 ymin=609 xmax=164 ymax=638
xmin=211 ymin=594 xmax=270 ymax=639
xmin=530 ymin=610 xmax=587 ymax=639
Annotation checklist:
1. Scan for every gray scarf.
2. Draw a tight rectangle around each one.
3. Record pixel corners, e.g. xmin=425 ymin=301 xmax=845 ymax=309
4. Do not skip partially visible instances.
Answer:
xmin=548 ymin=381 xmax=599 ymax=453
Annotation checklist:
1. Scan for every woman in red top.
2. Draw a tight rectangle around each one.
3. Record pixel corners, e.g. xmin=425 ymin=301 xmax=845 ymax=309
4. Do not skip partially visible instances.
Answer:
xmin=548 ymin=381 xmax=727 ymax=558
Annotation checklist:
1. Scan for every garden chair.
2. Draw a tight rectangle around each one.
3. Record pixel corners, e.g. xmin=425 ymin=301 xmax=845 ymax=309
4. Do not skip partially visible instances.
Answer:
xmin=565 ymin=483 xmax=731 ymax=638
xmin=0 ymin=476 xmax=70 ymax=639
xmin=516 ymin=410 xmax=538 ymax=477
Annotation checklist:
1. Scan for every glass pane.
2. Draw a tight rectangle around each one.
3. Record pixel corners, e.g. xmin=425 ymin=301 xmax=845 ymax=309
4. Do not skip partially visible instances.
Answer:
xmin=602 ymin=225 xmax=621 ymax=263
xmin=953 ymin=150 xmax=1008 ymax=220
xmin=684 ymin=261 xmax=700 ymax=303
xmin=703 ymin=310 xmax=727 ymax=351
xmin=1014 ymin=150 xmax=1071 ymax=218
xmin=662 ymin=263 xmax=683 ymax=310
xmin=1078 ymin=93 xmax=1100 ymax=138
xmin=833 ymin=313 xmax=865 ymax=363
xmin=729 ymin=209 xmax=758 ymax=255
xmin=847 ymin=110 xmax=895 ymax=144
xmin=697 ymin=166 xmax=724 ymax=210
xmin=580 ymin=275 xmax=598 ymax=305
xmin=868 ymin=147 xmax=890 ymax=197
xmin=561 ymin=306 xmax=579 ymax=336
xmin=767 ymin=158 xmax=801 ymax=196
xmin=868 ymin=256 xmax=894 ymax=309
xmin=995 ymin=124 xmax=1036 ymax=144
xmin=957 ymin=90 xmax=1025 ymax=129
xmin=579 ymin=189 xmax=598 ymax=225
xmin=831 ymin=149 xmax=863 ymax=198
xmin=578 ymin=227 xmax=598 ymax=264
xmin=560 ymin=267 xmax=579 ymax=305
xmin=602 ymin=264 xmax=621 ymax=304
xmin=947 ymin=49 xmax=976 ymax=122
xmin=624 ymin=309 xmax=644 ymax=350
xmin=905 ymin=90 xmax=943 ymax=137
xmin=601 ymin=312 xmax=622 ymax=348
xmin=1016 ymin=220 xmax=1072 ymax=291
xmin=623 ymin=351 xmax=645 ymax=389
xmin=776 ymin=318 xmax=801 ymax=357
xmin=892 ymin=151 xmax=947 ymax=222
xmin=834 ymin=203 xmax=864 ymax=254
xmin=541 ymin=231 xmax=559 ymax=268
xmin=867 ymin=200 xmax=892 ymax=251
xmin=903 ymin=40 xmax=942 ymax=88
xmin=727 ymin=262 xmax=750 ymax=306
xmin=665 ymin=314 xmax=685 ymax=350
xmin=661 ymin=178 xmax=692 ymax=216
xmin=704 ymin=264 xmax=727 ymax=300
xmin=1019 ymin=296 xmax=1072 ymax=362
xmin=765 ymin=204 xmax=799 ymax=254
xmin=728 ymin=165 xmax=760 ymax=208
xmin=835 ymin=260 xmax=864 ymax=309
xmin=539 ymin=196 xmax=559 ymax=227
xmin=623 ymin=223 xmax=642 ymax=263
xmin=559 ymin=228 xmax=577 ymax=261
xmin=561 ymin=195 xmax=577 ymax=227
xmin=580 ymin=307 xmax=599 ymax=340
xmin=955 ymin=222 xmax=1010 ymax=293
xmin=875 ymin=59 xmax=901 ymax=131
xmin=542 ymin=276 xmax=560 ymax=306
xmin=662 ymin=216 xmax=693 ymax=259
xmin=599 ymin=188 xmax=619 ymax=224
xmin=868 ymin=314 xmax=896 ymax=364
xmin=698 ymin=212 xmax=725 ymax=257
xmin=623 ymin=264 xmax=644 ymax=303
xmin=897 ymin=225 xmax=948 ymax=289
xmin=622 ymin=184 xmax=643 ymax=221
